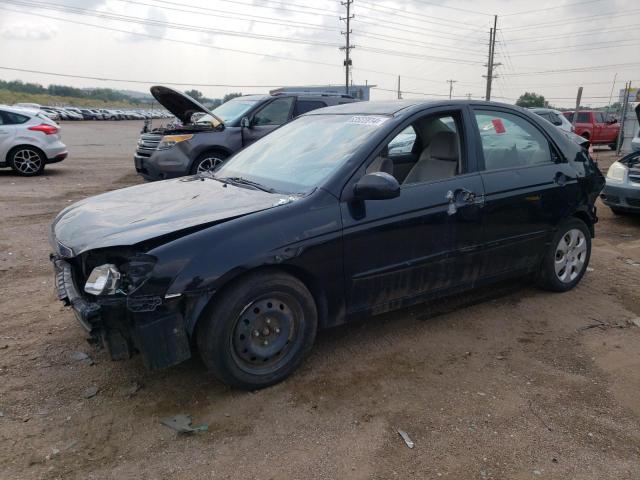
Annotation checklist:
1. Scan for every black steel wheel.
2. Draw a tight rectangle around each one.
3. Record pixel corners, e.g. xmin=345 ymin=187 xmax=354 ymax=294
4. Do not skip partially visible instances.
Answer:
xmin=197 ymin=270 xmax=317 ymax=389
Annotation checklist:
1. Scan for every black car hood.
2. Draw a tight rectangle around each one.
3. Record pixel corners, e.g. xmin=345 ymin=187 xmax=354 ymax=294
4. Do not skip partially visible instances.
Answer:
xmin=150 ymin=85 xmax=223 ymax=126
xmin=52 ymin=177 xmax=285 ymax=256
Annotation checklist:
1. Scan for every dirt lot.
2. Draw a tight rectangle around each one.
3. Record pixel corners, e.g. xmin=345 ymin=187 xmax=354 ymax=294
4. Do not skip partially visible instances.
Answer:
xmin=1 ymin=121 xmax=639 ymax=480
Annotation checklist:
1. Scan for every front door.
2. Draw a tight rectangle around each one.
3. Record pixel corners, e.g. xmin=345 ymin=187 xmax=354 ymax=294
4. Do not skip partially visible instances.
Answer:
xmin=0 ymin=110 xmax=17 ymax=162
xmin=242 ymin=97 xmax=295 ymax=147
xmin=472 ymin=107 xmax=580 ymax=278
xmin=341 ymin=109 xmax=485 ymax=315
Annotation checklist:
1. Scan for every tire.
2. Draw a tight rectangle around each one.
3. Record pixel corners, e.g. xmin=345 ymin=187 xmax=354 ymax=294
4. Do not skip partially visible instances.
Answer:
xmin=609 ymin=143 xmax=617 ymax=151
xmin=9 ymin=146 xmax=46 ymax=177
xmin=197 ymin=270 xmax=318 ymax=389
xmin=537 ymin=218 xmax=591 ymax=292
xmin=190 ymin=150 xmax=228 ymax=175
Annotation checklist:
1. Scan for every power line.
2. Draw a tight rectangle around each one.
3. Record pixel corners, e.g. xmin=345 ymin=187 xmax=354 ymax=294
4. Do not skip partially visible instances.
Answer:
xmin=502 ymin=9 xmax=640 ymax=31
xmin=355 ymin=0 xmax=481 ymax=29
xmin=505 ymin=24 xmax=639 ymax=43
xmin=501 ymin=0 xmax=605 ymax=17
xmin=0 ymin=66 xmax=288 ymax=87
xmin=388 ymin=0 xmax=492 ymax=17
xmin=500 ymin=62 xmax=640 ymax=76
xmin=2 ymin=0 xmax=342 ymax=47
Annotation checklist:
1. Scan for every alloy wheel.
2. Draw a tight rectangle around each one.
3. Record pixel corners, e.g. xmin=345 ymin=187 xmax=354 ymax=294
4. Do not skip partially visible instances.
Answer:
xmin=196 ymin=156 xmax=225 ymax=173
xmin=12 ymin=149 xmax=43 ymax=175
xmin=554 ymin=228 xmax=587 ymax=283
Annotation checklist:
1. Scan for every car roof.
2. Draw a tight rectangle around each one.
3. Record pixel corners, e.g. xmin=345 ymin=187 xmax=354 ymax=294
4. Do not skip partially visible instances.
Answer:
xmin=0 ymin=105 xmax=37 ymax=116
xmin=305 ymin=99 xmax=517 ymax=116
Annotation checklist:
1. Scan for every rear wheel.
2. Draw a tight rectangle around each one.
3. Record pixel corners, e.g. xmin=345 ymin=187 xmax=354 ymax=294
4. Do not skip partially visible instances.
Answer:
xmin=197 ymin=270 xmax=318 ymax=389
xmin=191 ymin=150 xmax=228 ymax=175
xmin=538 ymin=218 xmax=591 ymax=292
xmin=9 ymin=147 xmax=45 ymax=176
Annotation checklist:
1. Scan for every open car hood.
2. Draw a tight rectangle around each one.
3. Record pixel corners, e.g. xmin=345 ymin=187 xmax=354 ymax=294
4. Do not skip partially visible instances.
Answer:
xmin=150 ymin=85 xmax=223 ymax=126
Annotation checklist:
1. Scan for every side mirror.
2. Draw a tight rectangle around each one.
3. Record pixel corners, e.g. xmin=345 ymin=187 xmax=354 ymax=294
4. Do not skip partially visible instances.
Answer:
xmin=241 ymin=116 xmax=251 ymax=128
xmin=353 ymin=172 xmax=400 ymax=200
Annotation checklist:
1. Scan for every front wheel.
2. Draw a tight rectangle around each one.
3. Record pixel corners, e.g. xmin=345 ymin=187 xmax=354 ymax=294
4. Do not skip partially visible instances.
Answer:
xmin=197 ymin=270 xmax=318 ymax=389
xmin=538 ymin=218 xmax=591 ymax=292
xmin=191 ymin=151 xmax=228 ymax=175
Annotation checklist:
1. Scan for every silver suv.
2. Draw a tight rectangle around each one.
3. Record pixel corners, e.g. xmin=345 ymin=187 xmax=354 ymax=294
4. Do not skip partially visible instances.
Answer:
xmin=0 ymin=106 xmax=67 ymax=176
xmin=134 ymin=86 xmax=357 ymax=181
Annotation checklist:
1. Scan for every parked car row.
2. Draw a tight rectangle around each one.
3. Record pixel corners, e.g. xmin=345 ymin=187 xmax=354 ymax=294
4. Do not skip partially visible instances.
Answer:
xmin=51 ymin=97 xmax=606 ymax=390
xmin=13 ymin=103 xmax=172 ymax=122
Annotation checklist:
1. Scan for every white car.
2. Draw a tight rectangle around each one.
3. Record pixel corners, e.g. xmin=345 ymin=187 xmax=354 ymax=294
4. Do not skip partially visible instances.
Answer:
xmin=530 ymin=108 xmax=574 ymax=133
xmin=632 ymin=128 xmax=640 ymax=152
xmin=0 ymin=105 xmax=67 ymax=176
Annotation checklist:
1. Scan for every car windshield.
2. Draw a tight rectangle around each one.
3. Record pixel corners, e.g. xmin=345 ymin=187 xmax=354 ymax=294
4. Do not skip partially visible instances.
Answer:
xmin=215 ymin=114 xmax=389 ymax=194
xmin=198 ymin=98 xmax=259 ymax=124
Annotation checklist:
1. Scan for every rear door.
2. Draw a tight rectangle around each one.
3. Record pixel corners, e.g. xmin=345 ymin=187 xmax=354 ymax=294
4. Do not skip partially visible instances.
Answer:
xmin=473 ymin=107 xmax=579 ymax=277
xmin=0 ymin=110 xmax=18 ymax=163
xmin=243 ymin=97 xmax=295 ymax=146
xmin=293 ymin=99 xmax=327 ymax=117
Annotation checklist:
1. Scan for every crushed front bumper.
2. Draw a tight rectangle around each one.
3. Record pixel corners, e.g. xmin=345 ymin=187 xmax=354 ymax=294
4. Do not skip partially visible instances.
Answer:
xmin=51 ymin=255 xmax=192 ymax=369
xmin=601 ymin=183 xmax=640 ymax=213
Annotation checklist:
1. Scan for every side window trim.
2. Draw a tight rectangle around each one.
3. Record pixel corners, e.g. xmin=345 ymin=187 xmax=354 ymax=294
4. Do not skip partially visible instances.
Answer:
xmin=471 ymin=106 xmax=564 ymax=171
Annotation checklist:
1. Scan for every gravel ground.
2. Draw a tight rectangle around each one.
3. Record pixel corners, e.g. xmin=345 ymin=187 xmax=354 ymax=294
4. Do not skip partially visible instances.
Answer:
xmin=1 ymin=122 xmax=639 ymax=480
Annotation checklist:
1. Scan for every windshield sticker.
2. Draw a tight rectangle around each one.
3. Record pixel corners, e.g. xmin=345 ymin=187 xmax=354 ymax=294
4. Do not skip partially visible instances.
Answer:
xmin=492 ymin=118 xmax=506 ymax=134
xmin=348 ymin=116 xmax=389 ymax=127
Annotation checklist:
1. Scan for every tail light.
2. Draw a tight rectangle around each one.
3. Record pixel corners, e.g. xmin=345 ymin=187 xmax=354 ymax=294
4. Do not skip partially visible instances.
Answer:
xmin=28 ymin=124 xmax=59 ymax=135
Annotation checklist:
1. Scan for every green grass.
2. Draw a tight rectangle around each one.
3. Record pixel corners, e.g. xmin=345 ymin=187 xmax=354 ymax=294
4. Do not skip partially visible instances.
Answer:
xmin=0 ymin=89 xmax=148 ymax=109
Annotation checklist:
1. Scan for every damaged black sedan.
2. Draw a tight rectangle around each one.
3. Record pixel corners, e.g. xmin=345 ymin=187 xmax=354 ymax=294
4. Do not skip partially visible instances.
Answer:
xmin=51 ymin=100 xmax=604 ymax=389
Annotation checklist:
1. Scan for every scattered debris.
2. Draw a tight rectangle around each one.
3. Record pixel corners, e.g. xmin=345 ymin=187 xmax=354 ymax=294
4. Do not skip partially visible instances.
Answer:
xmin=623 ymin=258 xmax=639 ymax=266
xmin=533 ymin=469 xmax=542 ymax=476
xmin=586 ymin=267 xmax=594 ymax=272
xmin=631 ymin=318 xmax=640 ymax=328
xmin=82 ymin=386 xmax=99 ymax=399
xmin=71 ymin=351 xmax=94 ymax=365
xmin=122 ymin=382 xmax=142 ymax=398
xmin=495 ymin=355 xmax=507 ymax=360
xmin=397 ymin=429 xmax=414 ymax=449
xmin=161 ymin=414 xmax=208 ymax=434
xmin=0 ymin=344 xmax=8 ymax=350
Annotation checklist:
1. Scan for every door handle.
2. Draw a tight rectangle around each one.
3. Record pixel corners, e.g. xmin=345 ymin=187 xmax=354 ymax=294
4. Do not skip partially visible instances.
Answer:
xmin=446 ymin=189 xmax=485 ymax=215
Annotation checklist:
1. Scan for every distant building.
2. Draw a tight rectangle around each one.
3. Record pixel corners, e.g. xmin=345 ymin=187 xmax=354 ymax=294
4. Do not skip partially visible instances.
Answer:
xmin=271 ymin=84 xmax=375 ymax=101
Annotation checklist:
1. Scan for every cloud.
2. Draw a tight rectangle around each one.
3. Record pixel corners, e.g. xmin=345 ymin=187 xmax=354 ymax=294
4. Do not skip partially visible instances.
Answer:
xmin=1 ymin=23 xmax=59 ymax=41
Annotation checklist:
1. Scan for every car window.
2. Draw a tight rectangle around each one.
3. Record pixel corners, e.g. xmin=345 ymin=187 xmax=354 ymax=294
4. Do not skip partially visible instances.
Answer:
xmin=577 ymin=112 xmax=590 ymax=123
xmin=294 ymin=100 xmax=327 ymax=116
xmin=0 ymin=110 xmax=29 ymax=125
xmin=564 ymin=112 xmax=574 ymax=122
xmin=474 ymin=110 xmax=553 ymax=170
xmin=366 ymin=114 xmax=461 ymax=185
xmin=548 ymin=113 xmax=563 ymax=126
xmin=253 ymin=97 xmax=294 ymax=126
xmin=388 ymin=126 xmax=417 ymax=156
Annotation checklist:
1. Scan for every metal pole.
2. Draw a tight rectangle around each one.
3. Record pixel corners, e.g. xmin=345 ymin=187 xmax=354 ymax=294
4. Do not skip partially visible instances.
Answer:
xmin=397 ymin=75 xmax=402 ymax=99
xmin=616 ymin=81 xmax=631 ymax=155
xmin=485 ymin=15 xmax=498 ymax=101
xmin=447 ymin=79 xmax=457 ymax=100
xmin=340 ymin=1 xmax=354 ymax=96
xmin=606 ymin=72 xmax=617 ymax=117
xmin=484 ymin=27 xmax=493 ymax=101
xmin=572 ymin=86 xmax=583 ymax=130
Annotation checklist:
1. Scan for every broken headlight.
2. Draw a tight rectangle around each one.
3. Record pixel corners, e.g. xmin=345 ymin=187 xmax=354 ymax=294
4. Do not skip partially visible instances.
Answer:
xmin=606 ymin=161 xmax=627 ymax=183
xmin=158 ymin=134 xmax=193 ymax=150
xmin=85 ymin=264 xmax=121 ymax=295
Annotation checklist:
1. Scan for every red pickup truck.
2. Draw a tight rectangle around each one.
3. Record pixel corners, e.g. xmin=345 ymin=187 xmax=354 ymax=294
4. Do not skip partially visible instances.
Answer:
xmin=562 ymin=110 xmax=619 ymax=149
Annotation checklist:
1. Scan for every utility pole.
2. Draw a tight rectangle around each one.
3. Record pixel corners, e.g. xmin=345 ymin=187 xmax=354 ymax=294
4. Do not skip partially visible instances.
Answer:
xmin=397 ymin=75 xmax=402 ymax=99
xmin=616 ymin=81 xmax=631 ymax=155
xmin=466 ymin=93 xmax=473 ymax=100
xmin=340 ymin=0 xmax=354 ymax=96
xmin=447 ymin=79 xmax=457 ymax=100
xmin=484 ymin=15 xmax=499 ymax=101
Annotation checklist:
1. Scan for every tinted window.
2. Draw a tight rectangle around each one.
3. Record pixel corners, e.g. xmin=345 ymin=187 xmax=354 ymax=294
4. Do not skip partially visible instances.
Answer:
xmin=577 ymin=112 xmax=590 ymax=123
xmin=549 ymin=113 xmax=563 ymax=126
xmin=294 ymin=100 xmax=327 ymax=116
xmin=564 ymin=112 xmax=574 ymax=122
xmin=253 ymin=97 xmax=294 ymax=126
xmin=475 ymin=110 xmax=553 ymax=170
xmin=0 ymin=110 xmax=29 ymax=125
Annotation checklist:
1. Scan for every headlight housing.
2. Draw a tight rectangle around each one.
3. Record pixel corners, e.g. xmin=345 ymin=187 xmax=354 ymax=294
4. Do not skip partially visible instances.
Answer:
xmin=606 ymin=161 xmax=627 ymax=183
xmin=158 ymin=134 xmax=193 ymax=150
xmin=85 ymin=264 xmax=121 ymax=295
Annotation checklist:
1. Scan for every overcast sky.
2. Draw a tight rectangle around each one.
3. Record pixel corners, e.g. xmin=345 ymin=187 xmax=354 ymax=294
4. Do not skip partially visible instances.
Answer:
xmin=0 ymin=0 xmax=638 ymax=107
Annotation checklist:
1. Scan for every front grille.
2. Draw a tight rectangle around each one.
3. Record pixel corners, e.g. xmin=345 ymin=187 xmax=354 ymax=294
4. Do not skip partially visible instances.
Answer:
xmin=629 ymin=170 xmax=640 ymax=184
xmin=136 ymin=133 xmax=162 ymax=155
